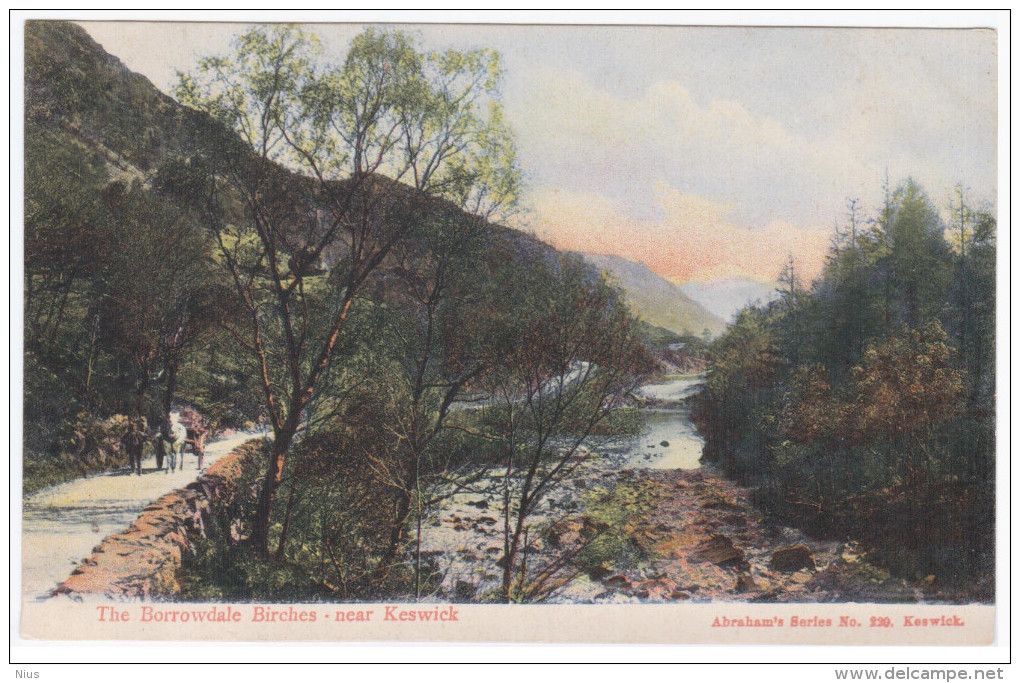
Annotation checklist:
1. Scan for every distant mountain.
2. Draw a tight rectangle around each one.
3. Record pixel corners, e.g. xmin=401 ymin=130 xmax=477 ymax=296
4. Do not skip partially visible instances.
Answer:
xmin=578 ymin=253 xmax=726 ymax=337
xmin=673 ymin=277 xmax=779 ymax=323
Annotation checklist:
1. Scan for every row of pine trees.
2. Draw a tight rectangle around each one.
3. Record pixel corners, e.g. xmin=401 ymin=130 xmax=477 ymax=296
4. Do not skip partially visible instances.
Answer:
xmin=693 ymin=179 xmax=995 ymax=596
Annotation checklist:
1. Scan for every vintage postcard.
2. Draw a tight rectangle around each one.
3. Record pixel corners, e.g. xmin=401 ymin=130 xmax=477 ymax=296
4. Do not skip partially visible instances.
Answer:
xmin=16 ymin=14 xmax=1000 ymax=647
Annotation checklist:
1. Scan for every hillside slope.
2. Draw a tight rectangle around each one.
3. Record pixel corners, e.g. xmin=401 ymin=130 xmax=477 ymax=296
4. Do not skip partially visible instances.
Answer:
xmin=578 ymin=253 xmax=726 ymax=337
xmin=25 ymin=21 xmax=229 ymax=177
xmin=25 ymin=21 xmax=564 ymax=260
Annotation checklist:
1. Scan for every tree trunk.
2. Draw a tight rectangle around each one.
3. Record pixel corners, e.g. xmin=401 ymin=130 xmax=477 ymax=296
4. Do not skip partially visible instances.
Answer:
xmin=46 ymin=276 xmax=74 ymax=351
xmin=252 ymin=434 xmax=292 ymax=556
xmin=414 ymin=502 xmax=424 ymax=600
xmin=135 ymin=371 xmax=149 ymax=416
xmin=376 ymin=490 xmax=413 ymax=585
xmin=162 ymin=355 xmax=179 ymax=422
xmin=501 ymin=521 xmax=523 ymax=603
xmin=84 ymin=314 xmax=100 ymax=393
xmin=274 ymin=483 xmax=298 ymax=562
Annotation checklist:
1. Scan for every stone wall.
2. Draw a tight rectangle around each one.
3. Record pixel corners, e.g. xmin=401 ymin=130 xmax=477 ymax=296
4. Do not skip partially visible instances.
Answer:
xmin=52 ymin=440 xmax=261 ymax=601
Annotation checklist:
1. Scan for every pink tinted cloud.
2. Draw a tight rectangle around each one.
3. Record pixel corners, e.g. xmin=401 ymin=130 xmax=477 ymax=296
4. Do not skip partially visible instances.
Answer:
xmin=527 ymin=184 xmax=832 ymax=284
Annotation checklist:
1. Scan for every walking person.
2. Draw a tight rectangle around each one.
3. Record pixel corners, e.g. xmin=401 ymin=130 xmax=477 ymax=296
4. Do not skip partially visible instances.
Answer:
xmin=188 ymin=424 xmax=208 ymax=471
xmin=122 ymin=417 xmax=147 ymax=476
xmin=156 ymin=419 xmax=169 ymax=472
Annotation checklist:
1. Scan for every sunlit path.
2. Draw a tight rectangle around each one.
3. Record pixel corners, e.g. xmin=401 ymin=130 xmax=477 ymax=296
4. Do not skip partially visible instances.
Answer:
xmin=21 ymin=431 xmax=261 ymax=602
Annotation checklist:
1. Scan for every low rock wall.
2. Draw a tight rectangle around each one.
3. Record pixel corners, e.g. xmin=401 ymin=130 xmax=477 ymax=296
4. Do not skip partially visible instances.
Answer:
xmin=52 ymin=440 xmax=261 ymax=601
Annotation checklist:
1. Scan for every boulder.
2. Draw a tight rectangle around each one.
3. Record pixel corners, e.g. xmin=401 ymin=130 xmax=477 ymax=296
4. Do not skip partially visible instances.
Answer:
xmin=689 ymin=534 xmax=744 ymax=565
xmin=770 ymin=544 xmax=815 ymax=572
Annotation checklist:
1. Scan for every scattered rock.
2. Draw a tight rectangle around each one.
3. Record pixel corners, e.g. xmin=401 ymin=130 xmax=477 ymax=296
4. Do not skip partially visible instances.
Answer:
xmin=689 ymin=534 xmax=744 ymax=566
xmin=770 ymin=544 xmax=815 ymax=572
xmin=789 ymin=570 xmax=814 ymax=584
xmin=660 ymin=440 xmax=670 ymax=447
xmin=669 ymin=590 xmax=691 ymax=600
xmin=466 ymin=500 xmax=489 ymax=510
xmin=840 ymin=543 xmax=862 ymax=563
xmin=734 ymin=573 xmax=759 ymax=593
xmin=604 ymin=574 xmax=631 ymax=588
xmin=454 ymin=580 xmax=476 ymax=600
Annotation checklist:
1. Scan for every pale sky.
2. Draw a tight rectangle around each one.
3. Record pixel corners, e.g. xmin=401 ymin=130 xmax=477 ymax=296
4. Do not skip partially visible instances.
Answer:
xmin=78 ymin=20 xmax=997 ymax=285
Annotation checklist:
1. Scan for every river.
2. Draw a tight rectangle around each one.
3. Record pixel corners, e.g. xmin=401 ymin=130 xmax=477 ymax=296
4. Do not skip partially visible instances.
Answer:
xmin=619 ymin=375 xmax=705 ymax=470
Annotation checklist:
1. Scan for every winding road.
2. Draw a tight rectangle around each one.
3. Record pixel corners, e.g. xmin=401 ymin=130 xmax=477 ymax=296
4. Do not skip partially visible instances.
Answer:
xmin=20 ymin=430 xmax=259 ymax=602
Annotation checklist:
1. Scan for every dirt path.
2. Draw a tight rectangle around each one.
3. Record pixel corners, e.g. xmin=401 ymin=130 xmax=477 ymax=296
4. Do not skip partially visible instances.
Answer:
xmin=20 ymin=430 xmax=260 ymax=602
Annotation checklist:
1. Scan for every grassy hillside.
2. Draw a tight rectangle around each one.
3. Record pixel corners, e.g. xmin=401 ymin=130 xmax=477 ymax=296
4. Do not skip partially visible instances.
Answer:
xmin=579 ymin=252 xmax=726 ymax=338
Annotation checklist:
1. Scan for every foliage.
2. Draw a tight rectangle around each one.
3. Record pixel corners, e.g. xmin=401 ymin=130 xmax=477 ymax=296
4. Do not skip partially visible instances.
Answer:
xmin=175 ymin=24 xmax=522 ymax=554
xmin=23 ymin=24 xmax=262 ymax=489
xmin=467 ymin=254 xmax=653 ymax=601
xmin=693 ymin=179 xmax=995 ymax=592
xmin=574 ymin=480 xmax=655 ymax=577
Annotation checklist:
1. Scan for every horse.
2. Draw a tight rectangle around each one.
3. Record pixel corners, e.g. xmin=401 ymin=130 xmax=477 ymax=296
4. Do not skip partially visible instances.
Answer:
xmin=155 ymin=414 xmax=188 ymax=473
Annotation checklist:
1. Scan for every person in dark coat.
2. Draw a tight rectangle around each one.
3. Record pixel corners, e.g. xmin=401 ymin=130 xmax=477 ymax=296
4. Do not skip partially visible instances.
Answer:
xmin=155 ymin=418 xmax=171 ymax=472
xmin=122 ymin=417 xmax=147 ymax=476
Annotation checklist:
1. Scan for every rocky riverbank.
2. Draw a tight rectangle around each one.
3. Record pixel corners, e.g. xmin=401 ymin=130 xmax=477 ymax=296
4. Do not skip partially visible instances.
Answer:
xmin=419 ymin=459 xmax=934 ymax=604
xmin=417 ymin=376 xmax=941 ymax=605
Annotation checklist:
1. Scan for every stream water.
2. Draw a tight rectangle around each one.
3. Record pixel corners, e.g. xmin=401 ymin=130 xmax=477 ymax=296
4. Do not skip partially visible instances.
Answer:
xmin=620 ymin=375 xmax=705 ymax=470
